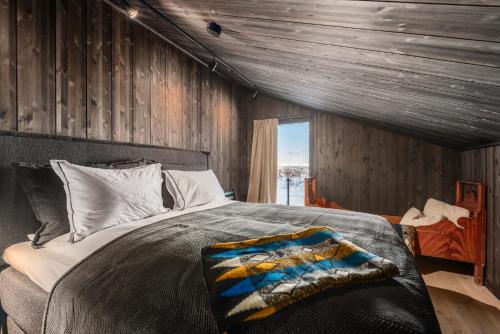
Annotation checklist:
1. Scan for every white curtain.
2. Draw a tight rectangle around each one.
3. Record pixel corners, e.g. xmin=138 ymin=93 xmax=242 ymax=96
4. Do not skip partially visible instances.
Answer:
xmin=247 ymin=119 xmax=278 ymax=203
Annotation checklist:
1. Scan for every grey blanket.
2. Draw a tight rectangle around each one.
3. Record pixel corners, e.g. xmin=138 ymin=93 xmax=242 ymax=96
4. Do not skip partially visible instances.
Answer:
xmin=43 ymin=202 xmax=440 ymax=334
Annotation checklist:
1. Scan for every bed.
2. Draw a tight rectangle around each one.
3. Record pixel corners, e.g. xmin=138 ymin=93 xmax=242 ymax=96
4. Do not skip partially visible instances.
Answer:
xmin=306 ymin=176 xmax=487 ymax=285
xmin=0 ymin=132 xmax=440 ymax=334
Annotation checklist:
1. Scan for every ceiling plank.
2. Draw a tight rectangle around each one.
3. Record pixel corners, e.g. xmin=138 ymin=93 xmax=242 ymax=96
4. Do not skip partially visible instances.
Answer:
xmin=240 ymin=64 xmax=500 ymax=137
xmin=217 ymin=48 xmax=500 ymax=112
xmin=167 ymin=11 xmax=500 ymax=67
xmin=159 ymin=0 xmax=500 ymax=42
xmin=261 ymin=88 xmax=487 ymax=148
xmin=219 ymin=50 xmax=500 ymax=124
xmin=256 ymin=83 xmax=490 ymax=145
xmin=141 ymin=15 xmax=500 ymax=104
xmin=180 ymin=25 xmax=500 ymax=87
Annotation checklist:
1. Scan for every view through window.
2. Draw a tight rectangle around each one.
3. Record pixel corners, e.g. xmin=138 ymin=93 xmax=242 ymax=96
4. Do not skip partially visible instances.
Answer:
xmin=277 ymin=121 xmax=310 ymax=206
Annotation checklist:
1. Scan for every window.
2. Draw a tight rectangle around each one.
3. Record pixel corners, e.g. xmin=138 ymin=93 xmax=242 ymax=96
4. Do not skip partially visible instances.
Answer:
xmin=277 ymin=121 xmax=310 ymax=206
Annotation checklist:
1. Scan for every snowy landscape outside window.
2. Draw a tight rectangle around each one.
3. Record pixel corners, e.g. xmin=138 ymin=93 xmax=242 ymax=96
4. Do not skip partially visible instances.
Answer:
xmin=277 ymin=121 xmax=310 ymax=206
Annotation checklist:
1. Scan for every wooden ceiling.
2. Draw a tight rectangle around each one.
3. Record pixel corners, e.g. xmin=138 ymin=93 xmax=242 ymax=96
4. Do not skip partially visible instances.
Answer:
xmin=113 ymin=0 xmax=500 ymax=148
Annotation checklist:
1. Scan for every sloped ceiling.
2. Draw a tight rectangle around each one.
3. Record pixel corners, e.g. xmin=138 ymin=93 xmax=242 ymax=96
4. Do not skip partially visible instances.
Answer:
xmin=112 ymin=0 xmax=500 ymax=149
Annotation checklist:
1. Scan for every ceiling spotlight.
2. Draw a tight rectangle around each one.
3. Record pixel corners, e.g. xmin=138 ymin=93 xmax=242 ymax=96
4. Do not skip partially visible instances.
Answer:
xmin=252 ymin=90 xmax=259 ymax=100
xmin=120 ymin=1 xmax=138 ymax=18
xmin=210 ymin=60 xmax=218 ymax=72
xmin=126 ymin=7 xmax=138 ymax=18
xmin=206 ymin=22 xmax=222 ymax=37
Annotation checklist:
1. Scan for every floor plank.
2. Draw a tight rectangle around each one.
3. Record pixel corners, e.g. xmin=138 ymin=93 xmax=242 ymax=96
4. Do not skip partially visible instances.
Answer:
xmin=418 ymin=257 xmax=500 ymax=334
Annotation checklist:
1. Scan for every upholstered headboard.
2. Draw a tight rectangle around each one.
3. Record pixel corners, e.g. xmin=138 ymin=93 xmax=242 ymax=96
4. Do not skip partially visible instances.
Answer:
xmin=0 ymin=131 xmax=209 ymax=265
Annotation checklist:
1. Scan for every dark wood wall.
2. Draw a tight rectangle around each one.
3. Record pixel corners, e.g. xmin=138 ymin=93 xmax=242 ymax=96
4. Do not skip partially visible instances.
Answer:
xmin=462 ymin=147 xmax=500 ymax=298
xmin=249 ymin=94 xmax=461 ymax=216
xmin=0 ymin=0 xmax=249 ymax=198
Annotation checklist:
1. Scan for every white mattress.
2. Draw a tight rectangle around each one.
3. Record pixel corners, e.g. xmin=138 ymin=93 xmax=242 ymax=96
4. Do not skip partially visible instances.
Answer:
xmin=2 ymin=200 xmax=235 ymax=292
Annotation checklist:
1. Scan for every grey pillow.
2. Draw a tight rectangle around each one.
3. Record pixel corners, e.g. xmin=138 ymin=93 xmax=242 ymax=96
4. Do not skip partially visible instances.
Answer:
xmin=161 ymin=173 xmax=175 ymax=209
xmin=16 ymin=159 xmax=156 ymax=248
xmin=15 ymin=163 xmax=69 ymax=248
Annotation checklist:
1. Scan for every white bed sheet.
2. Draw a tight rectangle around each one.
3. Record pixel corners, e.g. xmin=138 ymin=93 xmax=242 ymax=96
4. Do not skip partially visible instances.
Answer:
xmin=2 ymin=200 xmax=235 ymax=292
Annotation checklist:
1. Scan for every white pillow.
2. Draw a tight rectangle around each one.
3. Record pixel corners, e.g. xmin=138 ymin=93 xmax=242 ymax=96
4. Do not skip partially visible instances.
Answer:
xmin=163 ymin=170 xmax=226 ymax=210
xmin=423 ymin=198 xmax=470 ymax=228
xmin=51 ymin=160 xmax=167 ymax=242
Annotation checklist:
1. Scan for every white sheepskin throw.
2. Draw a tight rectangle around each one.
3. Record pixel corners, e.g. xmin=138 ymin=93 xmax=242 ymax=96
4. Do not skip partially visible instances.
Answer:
xmin=400 ymin=207 xmax=423 ymax=225
xmin=423 ymin=198 xmax=470 ymax=228
xmin=400 ymin=207 xmax=445 ymax=227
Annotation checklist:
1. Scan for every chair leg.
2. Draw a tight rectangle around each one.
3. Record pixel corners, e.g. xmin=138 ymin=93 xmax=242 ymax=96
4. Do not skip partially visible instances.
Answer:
xmin=474 ymin=262 xmax=484 ymax=285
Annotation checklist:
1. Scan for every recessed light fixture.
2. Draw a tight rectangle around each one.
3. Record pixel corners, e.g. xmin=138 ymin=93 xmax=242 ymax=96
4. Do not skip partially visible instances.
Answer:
xmin=206 ymin=22 xmax=222 ymax=37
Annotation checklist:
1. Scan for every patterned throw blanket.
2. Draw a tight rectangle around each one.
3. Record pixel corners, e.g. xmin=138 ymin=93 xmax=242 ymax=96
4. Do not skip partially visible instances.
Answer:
xmin=202 ymin=226 xmax=400 ymax=333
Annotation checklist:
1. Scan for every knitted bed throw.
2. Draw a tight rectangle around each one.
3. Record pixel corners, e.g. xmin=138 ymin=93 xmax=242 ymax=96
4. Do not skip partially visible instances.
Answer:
xmin=202 ymin=226 xmax=400 ymax=332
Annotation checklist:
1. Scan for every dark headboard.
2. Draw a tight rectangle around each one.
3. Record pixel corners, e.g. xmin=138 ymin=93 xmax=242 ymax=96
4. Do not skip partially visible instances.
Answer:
xmin=0 ymin=131 xmax=209 ymax=264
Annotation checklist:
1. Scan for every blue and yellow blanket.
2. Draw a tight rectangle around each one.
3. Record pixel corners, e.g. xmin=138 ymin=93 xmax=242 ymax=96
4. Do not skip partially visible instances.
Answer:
xmin=201 ymin=226 xmax=400 ymax=332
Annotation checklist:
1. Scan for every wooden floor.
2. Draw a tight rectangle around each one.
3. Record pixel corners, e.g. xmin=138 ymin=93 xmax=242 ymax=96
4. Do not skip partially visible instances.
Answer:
xmin=417 ymin=257 xmax=500 ymax=334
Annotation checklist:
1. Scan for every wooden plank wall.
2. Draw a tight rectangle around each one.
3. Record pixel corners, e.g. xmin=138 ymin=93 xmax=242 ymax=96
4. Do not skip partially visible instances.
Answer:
xmin=0 ymin=0 xmax=16 ymax=131
xmin=0 ymin=0 xmax=249 ymax=198
xmin=461 ymin=147 xmax=500 ymax=298
xmin=313 ymin=112 xmax=461 ymax=215
xmin=17 ymin=0 xmax=56 ymax=134
xmin=249 ymin=94 xmax=461 ymax=215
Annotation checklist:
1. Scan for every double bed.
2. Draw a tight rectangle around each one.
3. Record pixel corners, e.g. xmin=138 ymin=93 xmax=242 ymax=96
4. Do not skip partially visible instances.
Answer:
xmin=0 ymin=132 xmax=440 ymax=334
